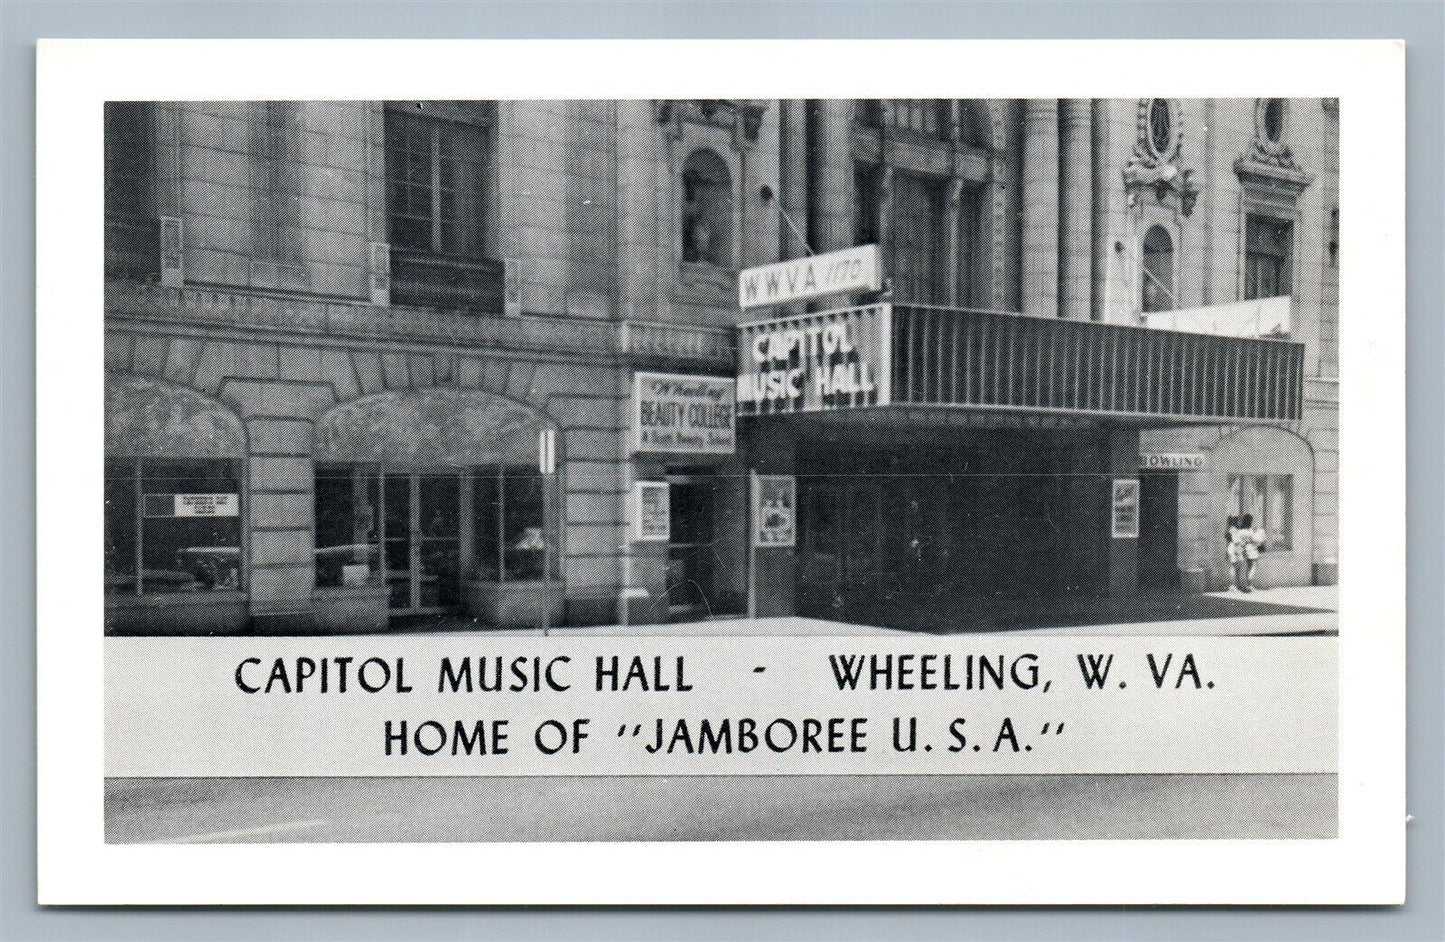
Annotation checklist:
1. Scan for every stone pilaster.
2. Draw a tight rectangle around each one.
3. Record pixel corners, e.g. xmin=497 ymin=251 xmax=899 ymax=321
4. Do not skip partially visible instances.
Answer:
xmin=615 ymin=100 xmax=659 ymax=321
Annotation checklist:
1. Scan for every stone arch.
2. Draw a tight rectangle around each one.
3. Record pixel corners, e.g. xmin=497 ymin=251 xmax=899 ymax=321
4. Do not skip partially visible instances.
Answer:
xmin=1199 ymin=424 xmax=1316 ymax=588
xmin=106 ymin=371 xmax=247 ymax=458
xmin=1207 ymin=423 xmax=1314 ymax=474
xmin=313 ymin=386 xmax=555 ymax=468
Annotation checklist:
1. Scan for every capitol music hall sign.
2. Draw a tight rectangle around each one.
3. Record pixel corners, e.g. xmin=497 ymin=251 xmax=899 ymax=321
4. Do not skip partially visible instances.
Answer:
xmin=736 ymin=304 xmax=893 ymax=415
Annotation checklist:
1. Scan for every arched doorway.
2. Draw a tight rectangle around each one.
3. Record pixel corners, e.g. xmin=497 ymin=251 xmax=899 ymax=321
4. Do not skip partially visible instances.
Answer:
xmin=314 ymin=388 xmax=558 ymax=623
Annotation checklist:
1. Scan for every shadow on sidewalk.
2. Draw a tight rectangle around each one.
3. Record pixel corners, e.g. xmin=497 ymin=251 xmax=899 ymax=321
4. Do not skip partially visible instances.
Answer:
xmin=817 ymin=590 xmax=1336 ymax=635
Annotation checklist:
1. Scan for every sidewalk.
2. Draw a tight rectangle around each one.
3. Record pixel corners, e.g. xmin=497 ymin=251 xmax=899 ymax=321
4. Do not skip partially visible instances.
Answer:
xmin=407 ymin=584 xmax=1337 ymax=638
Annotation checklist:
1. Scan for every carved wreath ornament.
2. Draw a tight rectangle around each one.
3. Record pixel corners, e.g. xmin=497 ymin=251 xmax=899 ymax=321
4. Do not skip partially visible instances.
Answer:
xmin=1245 ymin=98 xmax=1299 ymax=170
xmin=1123 ymin=98 xmax=1199 ymax=216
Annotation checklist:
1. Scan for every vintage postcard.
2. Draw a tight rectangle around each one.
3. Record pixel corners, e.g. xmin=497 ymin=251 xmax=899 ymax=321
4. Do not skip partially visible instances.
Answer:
xmin=36 ymin=39 xmax=1404 ymax=904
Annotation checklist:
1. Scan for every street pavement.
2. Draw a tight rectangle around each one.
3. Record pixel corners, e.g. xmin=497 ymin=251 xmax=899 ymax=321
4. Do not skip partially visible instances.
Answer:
xmin=107 ymin=773 xmax=1335 ymax=843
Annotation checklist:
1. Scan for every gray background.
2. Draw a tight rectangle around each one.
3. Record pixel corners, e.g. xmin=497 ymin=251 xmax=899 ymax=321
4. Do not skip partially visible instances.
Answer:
xmin=2 ymin=1 xmax=1440 ymax=939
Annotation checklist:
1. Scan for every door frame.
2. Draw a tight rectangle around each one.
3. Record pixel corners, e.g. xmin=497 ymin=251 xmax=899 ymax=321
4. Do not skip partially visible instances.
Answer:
xmin=664 ymin=471 xmax=716 ymax=617
xmin=379 ymin=467 xmax=469 ymax=615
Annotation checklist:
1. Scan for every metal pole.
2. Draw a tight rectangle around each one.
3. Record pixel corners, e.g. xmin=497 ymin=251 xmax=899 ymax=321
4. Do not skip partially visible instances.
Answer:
xmin=747 ymin=469 xmax=757 ymax=620
xmin=540 ymin=428 xmax=553 ymax=636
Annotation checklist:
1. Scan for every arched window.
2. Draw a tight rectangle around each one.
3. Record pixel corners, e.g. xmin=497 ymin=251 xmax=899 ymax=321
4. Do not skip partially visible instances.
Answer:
xmin=1141 ymin=225 xmax=1175 ymax=313
xmin=681 ymin=149 xmax=733 ymax=268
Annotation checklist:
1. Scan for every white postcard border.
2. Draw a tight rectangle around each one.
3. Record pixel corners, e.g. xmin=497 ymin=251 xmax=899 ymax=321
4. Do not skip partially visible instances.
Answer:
xmin=36 ymin=38 xmax=1405 ymax=905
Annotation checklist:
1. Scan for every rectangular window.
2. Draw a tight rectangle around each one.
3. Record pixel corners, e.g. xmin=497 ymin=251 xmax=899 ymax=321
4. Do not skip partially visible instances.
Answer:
xmin=1244 ymin=215 xmax=1292 ymax=300
xmin=105 ymin=459 xmax=243 ymax=595
xmin=1228 ymin=474 xmax=1293 ymax=551
xmin=314 ymin=465 xmax=381 ymax=588
xmin=385 ymin=108 xmax=491 ymax=258
xmin=472 ymin=466 xmax=550 ymax=583
xmin=853 ymin=163 xmax=881 ymax=247
xmin=955 ymin=184 xmax=979 ymax=307
xmin=251 ymin=102 xmax=301 ymax=265
xmin=890 ymin=170 xmax=947 ymax=305
xmin=104 ymin=102 xmax=158 ymax=280
xmin=104 ymin=102 xmax=153 ymax=219
xmin=888 ymin=100 xmax=950 ymax=140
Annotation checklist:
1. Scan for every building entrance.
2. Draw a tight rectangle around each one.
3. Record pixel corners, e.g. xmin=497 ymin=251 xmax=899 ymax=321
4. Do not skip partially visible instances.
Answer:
xmin=1138 ymin=470 xmax=1180 ymax=591
xmin=798 ymin=481 xmax=886 ymax=610
xmin=383 ymin=472 xmax=462 ymax=613
xmin=665 ymin=473 xmax=718 ymax=616
xmin=791 ymin=428 xmax=1100 ymax=625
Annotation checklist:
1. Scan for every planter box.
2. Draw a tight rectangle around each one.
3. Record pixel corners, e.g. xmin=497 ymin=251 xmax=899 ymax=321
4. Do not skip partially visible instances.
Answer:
xmin=465 ymin=580 xmax=564 ymax=629
xmin=312 ymin=584 xmax=390 ymax=635
xmin=105 ymin=590 xmax=248 ymax=636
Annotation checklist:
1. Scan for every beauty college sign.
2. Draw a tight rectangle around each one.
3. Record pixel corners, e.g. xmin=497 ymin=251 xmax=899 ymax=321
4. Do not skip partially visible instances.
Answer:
xmin=632 ymin=372 xmax=736 ymax=455
xmin=736 ymin=304 xmax=892 ymax=415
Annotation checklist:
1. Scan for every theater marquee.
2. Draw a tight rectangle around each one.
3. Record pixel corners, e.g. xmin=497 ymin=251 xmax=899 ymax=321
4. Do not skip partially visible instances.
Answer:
xmin=736 ymin=304 xmax=893 ymax=415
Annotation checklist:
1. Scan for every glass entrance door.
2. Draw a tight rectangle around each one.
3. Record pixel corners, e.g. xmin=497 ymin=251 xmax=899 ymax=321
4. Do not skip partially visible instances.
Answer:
xmin=665 ymin=475 xmax=717 ymax=616
xmin=382 ymin=472 xmax=463 ymax=613
xmin=800 ymin=480 xmax=887 ymax=611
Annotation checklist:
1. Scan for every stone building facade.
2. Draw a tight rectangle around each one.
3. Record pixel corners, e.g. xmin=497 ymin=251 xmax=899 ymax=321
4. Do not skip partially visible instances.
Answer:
xmin=103 ymin=98 xmax=1336 ymax=635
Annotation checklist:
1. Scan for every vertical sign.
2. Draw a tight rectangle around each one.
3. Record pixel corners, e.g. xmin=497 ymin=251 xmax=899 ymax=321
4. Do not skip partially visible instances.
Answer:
xmin=752 ymin=474 xmax=796 ymax=548
xmin=633 ymin=481 xmax=671 ymax=543
xmin=1112 ymin=478 xmax=1141 ymax=539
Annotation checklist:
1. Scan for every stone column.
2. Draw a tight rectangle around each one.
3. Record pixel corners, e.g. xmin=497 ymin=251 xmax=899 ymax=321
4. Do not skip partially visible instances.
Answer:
xmin=810 ymin=99 xmax=855 ymax=253
xmin=1059 ymin=99 xmax=1094 ymax=320
xmin=1021 ymin=99 xmax=1060 ymax=318
xmin=778 ymin=99 xmax=811 ymax=259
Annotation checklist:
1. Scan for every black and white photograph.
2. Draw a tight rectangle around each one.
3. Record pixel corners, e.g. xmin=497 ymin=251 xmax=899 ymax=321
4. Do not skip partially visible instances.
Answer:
xmin=34 ymin=38 xmax=1405 ymax=906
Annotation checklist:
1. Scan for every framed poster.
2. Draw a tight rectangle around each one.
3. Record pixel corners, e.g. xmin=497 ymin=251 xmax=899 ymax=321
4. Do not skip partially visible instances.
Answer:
xmin=752 ymin=474 xmax=796 ymax=548
xmin=633 ymin=480 xmax=670 ymax=542
xmin=1112 ymin=477 xmax=1141 ymax=539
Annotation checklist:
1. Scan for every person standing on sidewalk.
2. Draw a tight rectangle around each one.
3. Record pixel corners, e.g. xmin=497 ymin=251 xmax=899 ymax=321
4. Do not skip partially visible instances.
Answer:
xmin=1226 ymin=515 xmax=1246 ymax=591
xmin=1238 ymin=513 xmax=1267 ymax=592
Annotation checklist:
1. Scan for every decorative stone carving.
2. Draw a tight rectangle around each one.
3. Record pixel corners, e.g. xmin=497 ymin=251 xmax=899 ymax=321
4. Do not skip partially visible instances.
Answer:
xmin=1234 ymin=98 xmax=1315 ymax=198
xmin=314 ymin=387 xmax=548 ymax=467
xmin=1122 ymin=99 xmax=1200 ymax=217
xmin=655 ymin=99 xmax=767 ymax=148
xmin=106 ymin=372 xmax=246 ymax=459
